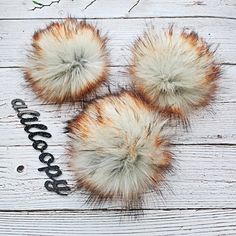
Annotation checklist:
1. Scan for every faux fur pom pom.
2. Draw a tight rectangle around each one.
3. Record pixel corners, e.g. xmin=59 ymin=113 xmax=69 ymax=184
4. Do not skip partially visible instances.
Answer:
xmin=129 ymin=26 xmax=221 ymax=123
xmin=67 ymin=91 xmax=173 ymax=208
xmin=24 ymin=18 xmax=109 ymax=103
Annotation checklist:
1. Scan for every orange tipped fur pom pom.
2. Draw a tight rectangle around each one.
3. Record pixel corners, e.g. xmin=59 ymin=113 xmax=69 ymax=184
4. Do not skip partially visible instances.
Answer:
xmin=24 ymin=18 xmax=109 ymax=103
xmin=129 ymin=26 xmax=221 ymax=123
xmin=67 ymin=91 xmax=173 ymax=208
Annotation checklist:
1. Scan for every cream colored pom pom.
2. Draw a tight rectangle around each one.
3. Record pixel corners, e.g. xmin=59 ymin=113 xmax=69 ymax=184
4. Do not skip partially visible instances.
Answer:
xmin=25 ymin=18 xmax=109 ymax=103
xmin=67 ymin=91 xmax=173 ymax=208
xmin=129 ymin=26 xmax=221 ymax=123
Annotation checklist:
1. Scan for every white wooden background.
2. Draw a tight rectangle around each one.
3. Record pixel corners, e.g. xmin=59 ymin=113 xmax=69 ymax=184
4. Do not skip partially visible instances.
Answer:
xmin=0 ymin=0 xmax=236 ymax=235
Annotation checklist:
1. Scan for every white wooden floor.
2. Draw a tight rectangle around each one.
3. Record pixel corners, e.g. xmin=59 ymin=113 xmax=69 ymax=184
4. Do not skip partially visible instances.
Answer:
xmin=0 ymin=0 xmax=236 ymax=235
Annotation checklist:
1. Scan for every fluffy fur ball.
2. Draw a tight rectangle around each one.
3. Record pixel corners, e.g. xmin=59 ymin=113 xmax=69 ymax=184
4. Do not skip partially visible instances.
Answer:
xmin=129 ymin=26 xmax=221 ymax=122
xmin=67 ymin=91 xmax=173 ymax=208
xmin=24 ymin=18 xmax=109 ymax=103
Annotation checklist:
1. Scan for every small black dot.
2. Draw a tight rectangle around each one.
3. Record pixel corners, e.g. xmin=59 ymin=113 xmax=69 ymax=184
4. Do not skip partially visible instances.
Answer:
xmin=17 ymin=165 xmax=24 ymax=173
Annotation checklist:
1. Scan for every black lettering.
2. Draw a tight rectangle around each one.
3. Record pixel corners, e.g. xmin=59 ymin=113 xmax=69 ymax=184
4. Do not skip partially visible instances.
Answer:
xmin=38 ymin=165 xmax=62 ymax=179
xmin=18 ymin=110 xmax=40 ymax=125
xmin=21 ymin=116 xmax=39 ymax=125
xmin=28 ymin=131 xmax=52 ymax=142
xmin=12 ymin=99 xmax=71 ymax=195
xmin=18 ymin=109 xmax=40 ymax=119
xmin=44 ymin=179 xmax=71 ymax=195
xmin=11 ymin=99 xmax=28 ymax=112
xmin=33 ymin=140 xmax=48 ymax=152
xmin=39 ymin=152 xmax=54 ymax=165
xmin=24 ymin=123 xmax=48 ymax=133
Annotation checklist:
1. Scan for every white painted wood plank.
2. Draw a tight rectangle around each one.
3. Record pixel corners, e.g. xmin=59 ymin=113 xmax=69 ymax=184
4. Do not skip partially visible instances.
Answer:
xmin=0 ymin=0 xmax=235 ymax=234
xmin=0 ymin=210 xmax=236 ymax=236
xmin=0 ymin=145 xmax=236 ymax=210
xmin=0 ymin=18 xmax=235 ymax=67
xmin=1 ymin=99 xmax=236 ymax=145
xmin=1 ymin=65 xmax=235 ymax=104
xmin=1 ymin=66 xmax=236 ymax=145
xmin=1 ymin=0 xmax=235 ymax=19
xmin=0 ymin=67 xmax=130 ymax=104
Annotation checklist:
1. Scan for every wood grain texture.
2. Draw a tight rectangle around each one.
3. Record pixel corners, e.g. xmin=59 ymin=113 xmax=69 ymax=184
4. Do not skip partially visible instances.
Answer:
xmin=1 ymin=66 xmax=235 ymax=104
xmin=1 ymin=99 xmax=236 ymax=145
xmin=0 ymin=66 xmax=236 ymax=146
xmin=0 ymin=0 xmax=236 ymax=234
xmin=1 ymin=0 xmax=236 ymax=19
xmin=0 ymin=18 xmax=236 ymax=67
xmin=0 ymin=210 xmax=236 ymax=236
xmin=0 ymin=145 xmax=236 ymax=210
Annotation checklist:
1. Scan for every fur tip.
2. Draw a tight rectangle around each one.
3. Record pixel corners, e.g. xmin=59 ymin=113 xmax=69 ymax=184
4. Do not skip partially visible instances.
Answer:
xmin=24 ymin=18 xmax=109 ymax=103
xmin=129 ymin=26 xmax=221 ymax=122
xmin=67 ymin=91 xmax=173 ymax=209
